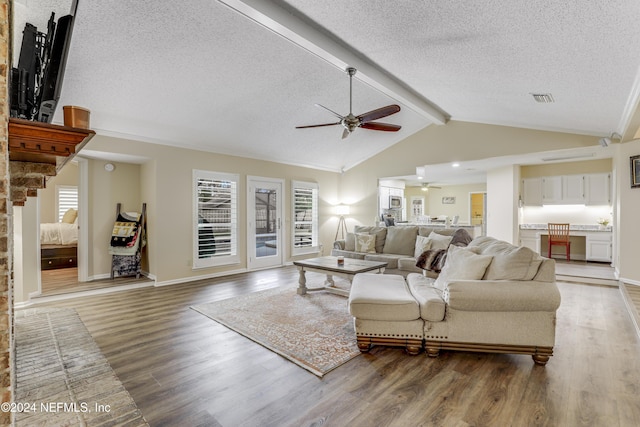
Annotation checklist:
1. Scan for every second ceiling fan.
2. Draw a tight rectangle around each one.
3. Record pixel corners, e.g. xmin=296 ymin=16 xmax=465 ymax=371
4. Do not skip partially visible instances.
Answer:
xmin=296 ymin=67 xmax=401 ymax=139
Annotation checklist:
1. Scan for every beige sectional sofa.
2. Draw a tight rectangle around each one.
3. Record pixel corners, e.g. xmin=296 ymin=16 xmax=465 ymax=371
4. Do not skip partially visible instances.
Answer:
xmin=348 ymin=236 xmax=561 ymax=365
xmin=332 ymin=225 xmax=463 ymax=277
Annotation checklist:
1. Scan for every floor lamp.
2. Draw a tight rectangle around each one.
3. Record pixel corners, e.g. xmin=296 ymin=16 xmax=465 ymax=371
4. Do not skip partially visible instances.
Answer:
xmin=334 ymin=205 xmax=350 ymax=241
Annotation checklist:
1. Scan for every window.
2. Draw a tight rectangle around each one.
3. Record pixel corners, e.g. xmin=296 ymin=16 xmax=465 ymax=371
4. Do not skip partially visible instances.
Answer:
xmin=291 ymin=181 xmax=319 ymax=256
xmin=57 ymin=185 xmax=78 ymax=222
xmin=193 ymin=170 xmax=239 ymax=268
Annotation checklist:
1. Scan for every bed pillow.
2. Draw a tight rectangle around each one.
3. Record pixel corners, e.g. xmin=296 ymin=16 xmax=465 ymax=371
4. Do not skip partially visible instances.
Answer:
xmin=434 ymin=245 xmax=493 ymax=290
xmin=61 ymin=208 xmax=77 ymax=224
xmin=355 ymin=233 xmax=376 ymax=253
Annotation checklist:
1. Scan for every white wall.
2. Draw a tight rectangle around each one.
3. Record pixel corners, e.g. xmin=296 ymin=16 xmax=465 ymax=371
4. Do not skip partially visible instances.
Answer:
xmin=486 ymin=165 xmax=519 ymax=243
xmin=79 ymin=135 xmax=341 ymax=285
xmin=13 ymin=197 xmax=40 ymax=303
xmin=615 ymin=139 xmax=640 ymax=284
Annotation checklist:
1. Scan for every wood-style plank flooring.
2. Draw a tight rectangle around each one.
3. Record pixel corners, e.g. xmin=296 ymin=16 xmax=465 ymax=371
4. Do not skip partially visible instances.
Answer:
xmin=24 ymin=266 xmax=640 ymax=427
xmin=40 ymin=267 xmax=153 ymax=296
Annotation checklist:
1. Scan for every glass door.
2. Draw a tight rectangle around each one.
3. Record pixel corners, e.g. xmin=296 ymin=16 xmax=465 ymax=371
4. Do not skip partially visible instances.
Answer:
xmin=247 ymin=177 xmax=283 ymax=270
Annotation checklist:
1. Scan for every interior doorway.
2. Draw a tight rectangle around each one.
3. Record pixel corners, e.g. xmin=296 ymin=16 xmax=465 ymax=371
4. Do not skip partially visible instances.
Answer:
xmin=247 ymin=177 xmax=284 ymax=270
xmin=469 ymin=192 xmax=487 ymax=236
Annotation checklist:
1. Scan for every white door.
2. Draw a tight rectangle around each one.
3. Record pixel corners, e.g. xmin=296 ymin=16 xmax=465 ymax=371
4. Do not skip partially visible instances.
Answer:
xmin=247 ymin=177 xmax=284 ymax=270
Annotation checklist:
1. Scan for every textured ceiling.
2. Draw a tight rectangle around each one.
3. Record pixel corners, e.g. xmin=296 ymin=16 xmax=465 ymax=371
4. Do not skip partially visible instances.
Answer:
xmin=13 ymin=0 xmax=640 ymax=173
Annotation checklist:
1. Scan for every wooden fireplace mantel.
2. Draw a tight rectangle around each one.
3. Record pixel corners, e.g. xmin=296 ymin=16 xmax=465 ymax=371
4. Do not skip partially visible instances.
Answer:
xmin=7 ymin=118 xmax=96 ymax=205
xmin=8 ymin=117 xmax=95 ymax=167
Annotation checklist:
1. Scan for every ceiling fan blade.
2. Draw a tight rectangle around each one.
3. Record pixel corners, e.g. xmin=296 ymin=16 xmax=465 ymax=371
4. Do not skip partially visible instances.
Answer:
xmin=342 ymin=128 xmax=350 ymax=139
xmin=295 ymin=122 xmax=341 ymax=129
xmin=360 ymin=122 xmax=402 ymax=132
xmin=315 ymin=103 xmax=344 ymax=120
xmin=357 ymin=104 xmax=401 ymax=123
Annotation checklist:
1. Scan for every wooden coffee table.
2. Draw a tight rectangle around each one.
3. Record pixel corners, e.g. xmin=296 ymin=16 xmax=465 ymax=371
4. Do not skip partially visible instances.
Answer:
xmin=293 ymin=256 xmax=387 ymax=296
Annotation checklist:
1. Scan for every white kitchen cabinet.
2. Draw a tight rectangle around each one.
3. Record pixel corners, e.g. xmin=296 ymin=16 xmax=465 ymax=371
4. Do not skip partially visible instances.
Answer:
xmin=542 ymin=176 xmax=562 ymax=204
xmin=586 ymin=232 xmax=612 ymax=262
xmin=522 ymin=178 xmax=543 ymax=206
xmin=519 ymin=229 xmax=539 ymax=253
xmin=562 ymin=174 xmax=585 ymax=203
xmin=586 ymin=173 xmax=611 ymax=205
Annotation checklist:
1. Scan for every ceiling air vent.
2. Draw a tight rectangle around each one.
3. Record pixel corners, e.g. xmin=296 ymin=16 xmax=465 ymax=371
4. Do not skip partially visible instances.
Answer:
xmin=531 ymin=93 xmax=555 ymax=103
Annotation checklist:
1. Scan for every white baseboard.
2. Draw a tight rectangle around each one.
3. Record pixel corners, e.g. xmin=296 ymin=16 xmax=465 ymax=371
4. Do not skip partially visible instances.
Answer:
xmin=155 ymin=268 xmax=248 ymax=287
xmin=620 ymin=276 xmax=640 ymax=286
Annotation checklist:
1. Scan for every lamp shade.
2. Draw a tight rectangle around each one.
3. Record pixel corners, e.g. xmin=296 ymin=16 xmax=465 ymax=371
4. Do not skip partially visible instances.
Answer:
xmin=335 ymin=204 xmax=350 ymax=216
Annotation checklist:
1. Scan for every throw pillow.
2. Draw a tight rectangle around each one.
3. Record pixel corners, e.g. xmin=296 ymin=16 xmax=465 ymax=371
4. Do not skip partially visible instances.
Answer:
xmin=434 ymin=245 xmax=493 ymax=291
xmin=354 ymin=226 xmax=387 ymax=253
xmin=345 ymin=232 xmax=356 ymax=251
xmin=414 ymin=235 xmax=432 ymax=258
xmin=61 ymin=208 xmax=77 ymax=224
xmin=383 ymin=226 xmax=419 ymax=255
xmin=428 ymin=231 xmax=453 ymax=251
xmin=355 ymin=233 xmax=376 ymax=253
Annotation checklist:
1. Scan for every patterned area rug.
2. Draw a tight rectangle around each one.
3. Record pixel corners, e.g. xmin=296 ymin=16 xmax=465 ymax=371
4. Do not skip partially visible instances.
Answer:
xmin=14 ymin=308 xmax=149 ymax=427
xmin=191 ymin=285 xmax=360 ymax=377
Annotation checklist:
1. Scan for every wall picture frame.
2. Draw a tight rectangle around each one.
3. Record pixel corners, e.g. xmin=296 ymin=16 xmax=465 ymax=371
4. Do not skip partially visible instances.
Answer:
xmin=631 ymin=155 xmax=640 ymax=188
xmin=442 ymin=196 xmax=456 ymax=204
xmin=389 ymin=196 xmax=402 ymax=209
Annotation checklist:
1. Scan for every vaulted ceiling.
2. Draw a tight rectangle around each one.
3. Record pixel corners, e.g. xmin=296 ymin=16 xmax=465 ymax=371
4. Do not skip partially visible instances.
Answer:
xmin=13 ymin=0 xmax=640 ymax=173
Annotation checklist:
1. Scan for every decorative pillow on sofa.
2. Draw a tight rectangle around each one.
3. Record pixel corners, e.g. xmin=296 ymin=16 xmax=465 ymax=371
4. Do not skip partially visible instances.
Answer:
xmin=354 ymin=226 xmax=387 ymax=253
xmin=414 ymin=235 xmax=432 ymax=258
xmin=434 ymin=246 xmax=493 ymax=290
xmin=355 ymin=233 xmax=376 ymax=253
xmin=427 ymin=231 xmax=453 ymax=250
xmin=383 ymin=226 xmax=419 ymax=256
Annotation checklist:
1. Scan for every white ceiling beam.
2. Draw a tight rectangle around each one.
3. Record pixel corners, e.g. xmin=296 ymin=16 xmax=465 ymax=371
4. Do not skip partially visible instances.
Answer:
xmin=217 ymin=0 xmax=449 ymax=125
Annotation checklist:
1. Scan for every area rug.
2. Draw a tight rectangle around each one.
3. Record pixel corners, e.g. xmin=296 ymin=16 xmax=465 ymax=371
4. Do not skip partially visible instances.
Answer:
xmin=14 ymin=308 xmax=149 ymax=427
xmin=191 ymin=285 xmax=360 ymax=377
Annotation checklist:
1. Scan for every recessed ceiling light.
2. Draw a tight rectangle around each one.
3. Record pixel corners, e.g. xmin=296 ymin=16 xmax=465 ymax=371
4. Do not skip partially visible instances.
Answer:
xmin=531 ymin=93 xmax=555 ymax=103
xmin=452 ymin=163 xmax=460 ymax=168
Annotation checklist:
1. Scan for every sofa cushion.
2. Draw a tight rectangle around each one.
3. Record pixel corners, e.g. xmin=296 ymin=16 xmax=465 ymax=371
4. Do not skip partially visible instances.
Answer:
xmin=468 ymin=236 xmax=540 ymax=280
xmin=354 ymin=226 xmax=387 ymax=253
xmin=398 ymin=257 xmax=423 ymax=274
xmin=414 ymin=235 xmax=432 ymax=258
xmin=434 ymin=246 xmax=493 ymax=290
xmin=355 ymin=233 xmax=376 ymax=253
xmin=331 ymin=249 xmax=366 ymax=260
xmin=349 ymin=273 xmax=420 ymax=321
xmin=418 ymin=227 xmax=458 ymax=237
xmin=345 ymin=232 xmax=356 ymax=251
xmin=383 ymin=226 xmax=418 ymax=256
xmin=406 ymin=273 xmax=446 ymax=321
xmin=363 ymin=253 xmax=405 ymax=269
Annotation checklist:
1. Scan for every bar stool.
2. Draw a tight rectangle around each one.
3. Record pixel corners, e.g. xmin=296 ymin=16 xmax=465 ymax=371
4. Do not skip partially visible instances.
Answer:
xmin=548 ymin=223 xmax=571 ymax=261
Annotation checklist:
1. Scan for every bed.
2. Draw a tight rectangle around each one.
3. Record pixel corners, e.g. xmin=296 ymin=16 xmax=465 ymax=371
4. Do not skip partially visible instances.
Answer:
xmin=40 ymin=209 xmax=78 ymax=270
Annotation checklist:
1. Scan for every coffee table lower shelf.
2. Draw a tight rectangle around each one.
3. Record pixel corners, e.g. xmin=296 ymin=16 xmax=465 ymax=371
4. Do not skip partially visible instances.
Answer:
xmin=293 ymin=256 xmax=387 ymax=297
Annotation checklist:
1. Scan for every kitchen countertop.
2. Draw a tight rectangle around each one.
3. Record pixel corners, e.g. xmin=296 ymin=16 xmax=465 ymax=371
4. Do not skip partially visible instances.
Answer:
xmin=520 ymin=223 xmax=612 ymax=232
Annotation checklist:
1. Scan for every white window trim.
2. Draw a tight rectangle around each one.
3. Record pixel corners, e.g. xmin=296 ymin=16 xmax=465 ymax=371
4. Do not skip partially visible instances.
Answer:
xmin=291 ymin=180 xmax=319 ymax=256
xmin=193 ymin=170 xmax=240 ymax=269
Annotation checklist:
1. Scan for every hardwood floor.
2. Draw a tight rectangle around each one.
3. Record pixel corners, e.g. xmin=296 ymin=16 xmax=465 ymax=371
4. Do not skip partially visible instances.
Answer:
xmin=40 ymin=267 xmax=154 ymax=296
xmin=22 ymin=266 xmax=640 ymax=427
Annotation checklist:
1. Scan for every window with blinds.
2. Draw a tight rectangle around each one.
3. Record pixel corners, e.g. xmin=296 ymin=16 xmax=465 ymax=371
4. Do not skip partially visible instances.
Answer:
xmin=57 ymin=185 xmax=78 ymax=222
xmin=193 ymin=170 xmax=239 ymax=268
xmin=291 ymin=181 xmax=319 ymax=256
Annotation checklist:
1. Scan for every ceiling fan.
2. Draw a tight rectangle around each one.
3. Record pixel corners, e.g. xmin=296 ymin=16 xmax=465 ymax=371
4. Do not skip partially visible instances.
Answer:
xmin=421 ymin=182 xmax=441 ymax=191
xmin=296 ymin=67 xmax=402 ymax=139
